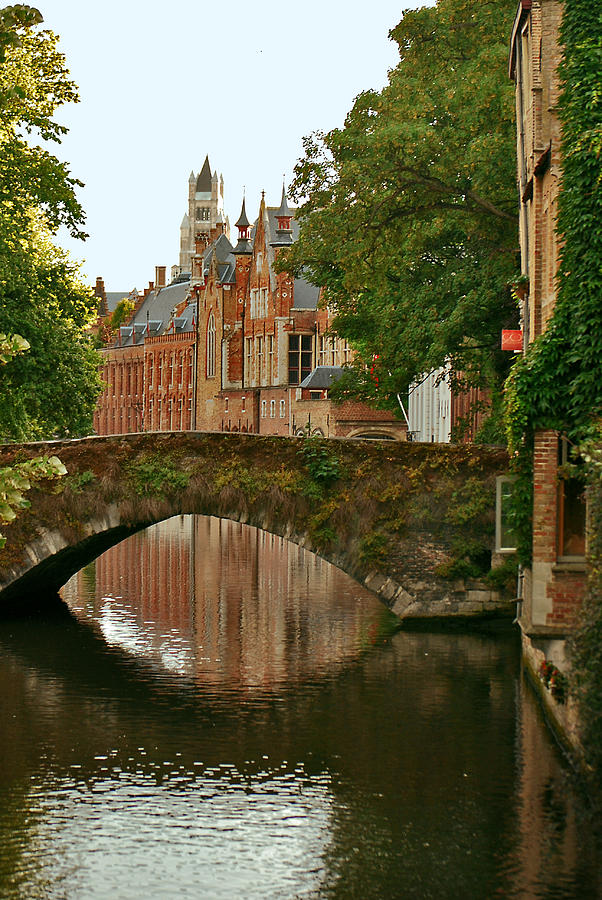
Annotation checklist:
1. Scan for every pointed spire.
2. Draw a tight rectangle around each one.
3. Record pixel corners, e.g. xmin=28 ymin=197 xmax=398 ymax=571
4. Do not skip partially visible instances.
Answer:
xmin=233 ymin=195 xmax=252 ymax=255
xmin=235 ymin=196 xmax=250 ymax=230
xmin=276 ymin=182 xmax=291 ymax=219
xmin=196 ymin=155 xmax=212 ymax=193
xmin=271 ymin=182 xmax=293 ymax=247
xmin=189 ymin=170 xmax=196 ymax=183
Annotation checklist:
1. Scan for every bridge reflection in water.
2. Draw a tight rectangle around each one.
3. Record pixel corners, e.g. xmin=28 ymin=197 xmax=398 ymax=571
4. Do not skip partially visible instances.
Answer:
xmin=0 ymin=515 xmax=599 ymax=898
xmin=61 ymin=515 xmax=394 ymax=688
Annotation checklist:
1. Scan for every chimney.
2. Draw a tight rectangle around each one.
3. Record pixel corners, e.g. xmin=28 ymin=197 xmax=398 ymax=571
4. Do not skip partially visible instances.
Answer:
xmin=155 ymin=266 xmax=166 ymax=288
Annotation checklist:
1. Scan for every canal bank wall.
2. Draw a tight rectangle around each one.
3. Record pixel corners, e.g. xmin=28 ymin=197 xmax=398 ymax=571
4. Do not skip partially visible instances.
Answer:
xmin=520 ymin=631 xmax=588 ymax=775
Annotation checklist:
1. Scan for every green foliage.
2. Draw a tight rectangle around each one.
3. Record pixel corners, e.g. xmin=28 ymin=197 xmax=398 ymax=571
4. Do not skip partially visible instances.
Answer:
xmin=298 ymin=436 xmax=341 ymax=487
xmin=359 ymin=532 xmax=389 ymax=568
xmin=568 ymin=433 xmax=602 ymax=786
xmin=445 ymin=478 xmax=492 ymax=526
xmin=277 ymin=0 xmax=519 ymax=410
xmin=0 ymin=8 xmax=102 ymax=440
xmin=0 ymin=453 xmax=66 ymax=547
xmin=64 ymin=469 xmax=95 ymax=493
xmin=504 ymin=4 xmax=602 ymax=562
xmin=485 ymin=555 xmax=518 ymax=594
xmin=126 ymin=453 xmax=190 ymax=497
xmin=0 ymin=331 xmax=29 ymax=364
xmin=436 ymin=538 xmax=491 ymax=580
xmin=110 ymin=297 xmax=135 ymax=331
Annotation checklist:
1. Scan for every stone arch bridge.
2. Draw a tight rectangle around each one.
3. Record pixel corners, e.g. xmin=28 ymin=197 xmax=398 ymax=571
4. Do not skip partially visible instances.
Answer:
xmin=0 ymin=432 xmax=512 ymax=619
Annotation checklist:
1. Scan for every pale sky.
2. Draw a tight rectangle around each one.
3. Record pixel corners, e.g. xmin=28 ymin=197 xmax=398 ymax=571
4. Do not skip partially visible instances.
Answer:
xmin=39 ymin=1 xmax=433 ymax=292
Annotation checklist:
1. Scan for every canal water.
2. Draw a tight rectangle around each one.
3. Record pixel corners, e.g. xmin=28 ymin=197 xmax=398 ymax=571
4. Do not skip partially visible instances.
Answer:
xmin=0 ymin=515 xmax=600 ymax=898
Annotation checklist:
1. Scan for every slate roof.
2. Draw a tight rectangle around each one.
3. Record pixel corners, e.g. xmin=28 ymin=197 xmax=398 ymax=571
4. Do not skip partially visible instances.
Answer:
xmin=292 ymin=277 xmax=320 ymax=310
xmin=196 ymin=156 xmax=212 ymax=193
xmin=299 ymin=366 xmax=345 ymax=390
xmin=203 ymin=233 xmax=236 ymax=284
xmin=105 ymin=291 xmax=136 ymax=313
xmin=118 ymin=281 xmax=192 ymax=347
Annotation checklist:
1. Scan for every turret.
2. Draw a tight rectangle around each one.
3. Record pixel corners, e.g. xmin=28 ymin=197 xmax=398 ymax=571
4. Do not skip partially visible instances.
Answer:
xmin=271 ymin=183 xmax=293 ymax=247
xmin=233 ymin=197 xmax=252 ymax=255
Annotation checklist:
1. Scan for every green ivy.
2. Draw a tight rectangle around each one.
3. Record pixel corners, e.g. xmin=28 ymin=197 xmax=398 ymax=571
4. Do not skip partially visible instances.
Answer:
xmin=298 ymin=436 xmax=341 ymax=488
xmin=569 ymin=433 xmax=602 ymax=789
xmin=126 ymin=453 xmax=189 ymax=497
xmin=504 ymin=5 xmax=602 ymax=563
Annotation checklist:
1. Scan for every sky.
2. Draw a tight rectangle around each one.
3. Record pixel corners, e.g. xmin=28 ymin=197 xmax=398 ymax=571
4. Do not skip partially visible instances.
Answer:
xmin=40 ymin=1 xmax=432 ymax=292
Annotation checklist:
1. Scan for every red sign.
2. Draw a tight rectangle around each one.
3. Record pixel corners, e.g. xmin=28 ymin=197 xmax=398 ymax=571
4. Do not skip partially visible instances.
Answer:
xmin=501 ymin=330 xmax=523 ymax=352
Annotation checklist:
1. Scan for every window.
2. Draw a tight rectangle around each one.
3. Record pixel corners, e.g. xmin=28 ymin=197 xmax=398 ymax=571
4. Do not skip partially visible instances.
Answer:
xmin=288 ymin=334 xmax=313 ymax=385
xmin=496 ymin=476 xmax=517 ymax=552
xmin=340 ymin=338 xmax=351 ymax=366
xmin=168 ymin=354 xmax=173 ymax=386
xmin=250 ymin=289 xmax=258 ymax=319
xmin=261 ymin=288 xmax=268 ymax=316
xmin=158 ymin=356 xmax=163 ymax=387
xmin=196 ymin=207 xmax=210 ymax=221
xmin=261 ymin=399 xmax=267 ymax=418
xmin=279 ymin=399 xmax=286 ymax=418
xmin=207 ymin=312 xmax=216 ymax=377
xmin=319 ymin=335 xmax=327 ymax=366
xmin=241 ymin=396 xmax=246 ymax=412
xmin=558 ymin=439 xmax=586 ymax=560
xmin=268 ymin=335 xmax=274 ymax=383
xmin=187 ymin=398 xmax=193 ymax=429
xmin=178 ymin=353 xmax=184 ymax=385
xmin=270 ymin=399 xmax=276 ymax=418
xmin=178 ymin=398 xmax=183 ymax=430
xmin=257 ymin=336 xmax=264 ymax=384
xmin=224 ymin=397 xmax=229 ymax=413
xmin=246 ymin=338 xmax=253 ymax=384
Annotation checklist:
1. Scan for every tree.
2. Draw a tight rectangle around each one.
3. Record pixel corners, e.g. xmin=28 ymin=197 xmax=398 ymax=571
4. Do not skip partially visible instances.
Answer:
xmin=0 ymin=333 xmax=66 ymax=548
xmin=277 ymin=0 xmax=519 ymax=417
xmin=0 ymin=5 xmax=102 ymax=440
xmin=110 ymin=297 xmax=136 ymax=331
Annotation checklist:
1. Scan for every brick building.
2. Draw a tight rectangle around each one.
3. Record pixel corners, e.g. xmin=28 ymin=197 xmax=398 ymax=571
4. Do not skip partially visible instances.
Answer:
xmin=509 ymin=1 xmax=586 ymax=666
xmin=94 ymin=161 xmax=405 ymax=441
xmin=95 ymin=159 xmax=406 ymax=440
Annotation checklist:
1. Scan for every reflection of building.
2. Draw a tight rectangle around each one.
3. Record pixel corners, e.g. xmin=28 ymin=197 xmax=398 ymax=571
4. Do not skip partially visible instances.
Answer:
xmin=509 ymin=2 xmax=585 ymax=692
xmin=63 ymin=516 xmax=385 ymax=686
xmin=94 ymin=158 xmax=405 ymax=441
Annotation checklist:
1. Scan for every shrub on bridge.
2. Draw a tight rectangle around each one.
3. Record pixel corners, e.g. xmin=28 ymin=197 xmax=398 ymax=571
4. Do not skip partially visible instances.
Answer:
xmin=298 ymin=437 xmax=341 ymax=489
xmin=126 ymin=453 xmax=190 ymax=497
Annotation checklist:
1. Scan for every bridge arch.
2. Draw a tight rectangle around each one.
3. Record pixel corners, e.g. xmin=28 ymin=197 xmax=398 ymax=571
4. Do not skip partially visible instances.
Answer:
xmin=0 ymin=432 xmax=512 ymax=620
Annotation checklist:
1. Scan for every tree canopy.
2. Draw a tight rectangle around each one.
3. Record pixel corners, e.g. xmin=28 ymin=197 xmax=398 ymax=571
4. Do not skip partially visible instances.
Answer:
xmin=278 ymin=0 xmax=519 ymax=417
xmin=0 ymin=5 xmax=101 ymax=440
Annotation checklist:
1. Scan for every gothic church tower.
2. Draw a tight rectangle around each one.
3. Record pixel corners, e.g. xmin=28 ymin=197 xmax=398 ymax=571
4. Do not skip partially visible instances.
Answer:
xmin=178 ymin=155 xmax=228 ymax=272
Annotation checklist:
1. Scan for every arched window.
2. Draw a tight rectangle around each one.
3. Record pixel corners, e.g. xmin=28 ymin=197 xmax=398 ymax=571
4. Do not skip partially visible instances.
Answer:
xmin=206 ymin=312 xmax=216 ymax=377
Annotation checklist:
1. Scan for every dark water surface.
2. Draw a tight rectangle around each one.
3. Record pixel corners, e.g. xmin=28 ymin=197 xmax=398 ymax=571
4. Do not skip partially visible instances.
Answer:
xmin=0 ymin=516 xmax=600 ymax=899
